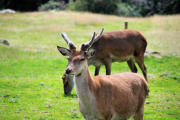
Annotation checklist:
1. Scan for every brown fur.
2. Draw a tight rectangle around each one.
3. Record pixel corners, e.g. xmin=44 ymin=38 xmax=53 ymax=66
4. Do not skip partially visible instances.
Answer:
xmin=89 ymin=72 xmax=149 ymax=119
xmin=57 ymin=46 xmax=149 ymax=120
xmin=88 ymin=29 xmax=148 ymax=80
xmin=93 ymin=30 xmax=147 ymax=58
xmin=62 ymin=74 xmax=74 ymax=95
xmin=61 ymin=29 xmax=148 ymax=95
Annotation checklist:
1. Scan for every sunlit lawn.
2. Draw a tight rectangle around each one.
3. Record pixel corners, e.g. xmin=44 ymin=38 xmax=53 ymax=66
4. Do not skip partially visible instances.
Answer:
xmin=0 ymin=11 xmax=180 ymax=120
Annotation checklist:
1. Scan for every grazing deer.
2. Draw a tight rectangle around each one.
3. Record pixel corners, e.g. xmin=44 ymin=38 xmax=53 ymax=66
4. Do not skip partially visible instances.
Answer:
xmin=62 ymin=74 xmax=74 ymax=95
xmin=57 ymin=33 xmax=149 ymax=120
xmin=81 ymin=28 xmax=147 ymax=80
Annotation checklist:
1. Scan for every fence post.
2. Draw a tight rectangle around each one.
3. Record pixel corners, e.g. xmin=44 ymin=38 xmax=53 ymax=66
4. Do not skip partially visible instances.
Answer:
xmin=125 ymin=22 xmax=128 ymax=29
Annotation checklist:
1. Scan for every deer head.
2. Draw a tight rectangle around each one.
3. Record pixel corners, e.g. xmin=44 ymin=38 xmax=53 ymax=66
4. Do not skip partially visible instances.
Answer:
xmin=57 ymin=28 xmax=104 ymax=76
xmin=57 ymin=46 xmax=95 ymax=76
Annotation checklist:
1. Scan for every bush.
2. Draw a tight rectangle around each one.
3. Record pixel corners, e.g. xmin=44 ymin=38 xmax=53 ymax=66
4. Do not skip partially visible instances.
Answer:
xmin=67 ymin=0 xmax=180 ymax=17
xmin=67 ymin=0 xmax=118 ymax=14
xmin=116 ymin=2 xmax=139 ymax=17
xmin=38 ymin=0 xmax=66 ymax=11
xmin=134 ymin=0 xmax=180 ymax=16
xmin=67 ymin=0 xmax=87 ymax=11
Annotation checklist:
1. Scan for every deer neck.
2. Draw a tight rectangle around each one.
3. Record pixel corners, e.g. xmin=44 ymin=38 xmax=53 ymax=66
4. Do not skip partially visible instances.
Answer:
xmin=74 ymin=64 xmax=94 ymax=99
xmin=74 ymin=64 xmax=101 ymax=118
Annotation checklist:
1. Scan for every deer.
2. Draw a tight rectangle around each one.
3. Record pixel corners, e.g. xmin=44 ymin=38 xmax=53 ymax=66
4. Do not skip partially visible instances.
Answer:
xmin=57 ymin=33 xmax=149 ymax=120
xmin=62 ymin=73 xmax=74 ymax=95
xmin=61 ymin=28 xmax=148 ymax=95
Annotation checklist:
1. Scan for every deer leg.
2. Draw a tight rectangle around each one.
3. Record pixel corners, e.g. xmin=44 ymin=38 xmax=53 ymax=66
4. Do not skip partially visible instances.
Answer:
xmin=135 ymin=57 xmax=147 ymax=81
xmin=95 ymin=66 xmax=101 ymax=76
xmin=134 ymin=103 xmax=144 ymax=120
xmin=127 ymin=59 xmax=138 ymax=73
xmin=104 ymin=58 xmax=112 ymax=75
xmin=111 ymin=114 xmax=127 ymax=120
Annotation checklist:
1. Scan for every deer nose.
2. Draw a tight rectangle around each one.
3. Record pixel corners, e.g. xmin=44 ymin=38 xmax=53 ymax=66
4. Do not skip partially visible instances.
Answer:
xmin=65 ymin=68 xmax=72 ymax=74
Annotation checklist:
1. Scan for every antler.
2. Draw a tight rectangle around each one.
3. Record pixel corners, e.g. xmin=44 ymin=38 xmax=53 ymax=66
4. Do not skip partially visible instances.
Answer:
xmin=81 ymin=28 xmax=104 ymax=51
xmin=61 ymin=33 xmax=76 ymax=50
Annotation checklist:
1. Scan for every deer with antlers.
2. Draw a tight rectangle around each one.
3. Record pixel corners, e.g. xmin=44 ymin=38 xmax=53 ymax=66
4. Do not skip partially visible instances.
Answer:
xmin=61 ymin=28 xmax=148 ymax=94
xmin=57 ymin=32 xmax=149 ymax=119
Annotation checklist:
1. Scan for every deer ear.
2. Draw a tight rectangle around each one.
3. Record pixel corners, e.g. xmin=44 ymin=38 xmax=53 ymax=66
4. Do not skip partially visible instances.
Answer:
xmin=84 ymin=49 xmax=95 ymax=58
xmin=57 ymin=46 xmax=71 ymax=56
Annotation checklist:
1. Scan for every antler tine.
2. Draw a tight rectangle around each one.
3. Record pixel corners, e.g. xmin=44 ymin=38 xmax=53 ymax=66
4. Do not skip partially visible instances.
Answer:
xmin=94 ymin=28 xmax=104 ymax=43
xmin=80 ymin=28 xmax=104 ymax=51
xmin=88 ymin=32 xmax=96 ymax=47
xmin=61 ymin=33 xmax=76 ymax=50
xmin=80 ymin=32 xmax=96 ymax=51
xmin=61 ymin=33 xmax=69 ymax=45
xmin=88 ymin=28 xmax=104 ymax=46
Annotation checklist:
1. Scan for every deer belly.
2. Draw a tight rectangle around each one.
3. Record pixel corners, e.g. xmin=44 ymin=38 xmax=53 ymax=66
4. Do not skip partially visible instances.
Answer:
xmin=111 ymin=55 xmax=133 ymax=62
xmin=88 ymin=58 xmax=103 ymax=66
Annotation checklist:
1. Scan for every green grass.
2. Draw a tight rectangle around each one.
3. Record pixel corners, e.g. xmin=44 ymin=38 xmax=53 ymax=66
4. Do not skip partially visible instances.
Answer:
xmin=0 ymin=11 xmax=180 ymax=120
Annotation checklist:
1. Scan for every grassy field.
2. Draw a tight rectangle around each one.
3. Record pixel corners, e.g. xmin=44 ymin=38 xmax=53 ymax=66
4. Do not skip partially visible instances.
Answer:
xmin=0 ymin=11 xmax=180 ymax=120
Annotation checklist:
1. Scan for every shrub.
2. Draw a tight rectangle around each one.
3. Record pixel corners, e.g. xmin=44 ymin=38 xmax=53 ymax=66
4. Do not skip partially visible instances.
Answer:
xmin=116 ymin=2 xmax=139 ymax=17
xmin=67 ymin=0 xmax=180 ymax=17
xmin=38 ymin=0 xmax=66 ymax=11
xmin=67 ymin=0 xmax=87 ymax=11
xmin=67 ymin=0 xmax=118 ymax=14
xmin=135 ymin=0 xmax=180 ymax=16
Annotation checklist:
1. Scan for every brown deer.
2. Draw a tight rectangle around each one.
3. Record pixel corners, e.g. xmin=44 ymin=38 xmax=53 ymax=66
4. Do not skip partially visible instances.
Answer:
xmin=61 ymin=28 xmax=148 ymax=94
xmin=57 ymin=35 xmax=149 ymax=120
xmin=62 ymin=73 xmax=74 ymax=95
xmin=81 ymin=28 xmax=147 ymax=80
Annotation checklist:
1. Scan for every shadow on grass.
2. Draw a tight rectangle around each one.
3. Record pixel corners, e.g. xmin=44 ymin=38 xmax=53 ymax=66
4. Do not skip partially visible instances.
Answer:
xmin=63 ymin=93 xmax=77 ymax=98
xmin=165 ymin=75 xmax=180 ymax=82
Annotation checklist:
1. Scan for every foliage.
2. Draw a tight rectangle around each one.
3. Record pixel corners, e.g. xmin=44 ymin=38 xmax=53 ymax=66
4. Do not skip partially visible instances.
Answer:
xmin=0 ymin=0 xmax=180 ymax=16
xmin=67 ymin=0 xmax=180 ymax=17
xmin=67 ymin=0 xmax=87 ymax=11
xmin=115 ymin=2 xmax=138 ymax=17
xmin=132 ymin=0 xmax=180 ymax=16
xmin=38 ymin=0 xmax=66 ymax=11
xmin=67 ymin=0 xmax=118 ymax=14
xmin=67 ymin=0 xmax=138 ymax=16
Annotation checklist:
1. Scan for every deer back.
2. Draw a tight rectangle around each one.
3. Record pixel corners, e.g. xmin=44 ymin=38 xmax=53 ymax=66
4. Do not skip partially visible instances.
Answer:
xmin=90 ymin=30 xmax=147 ymax=60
